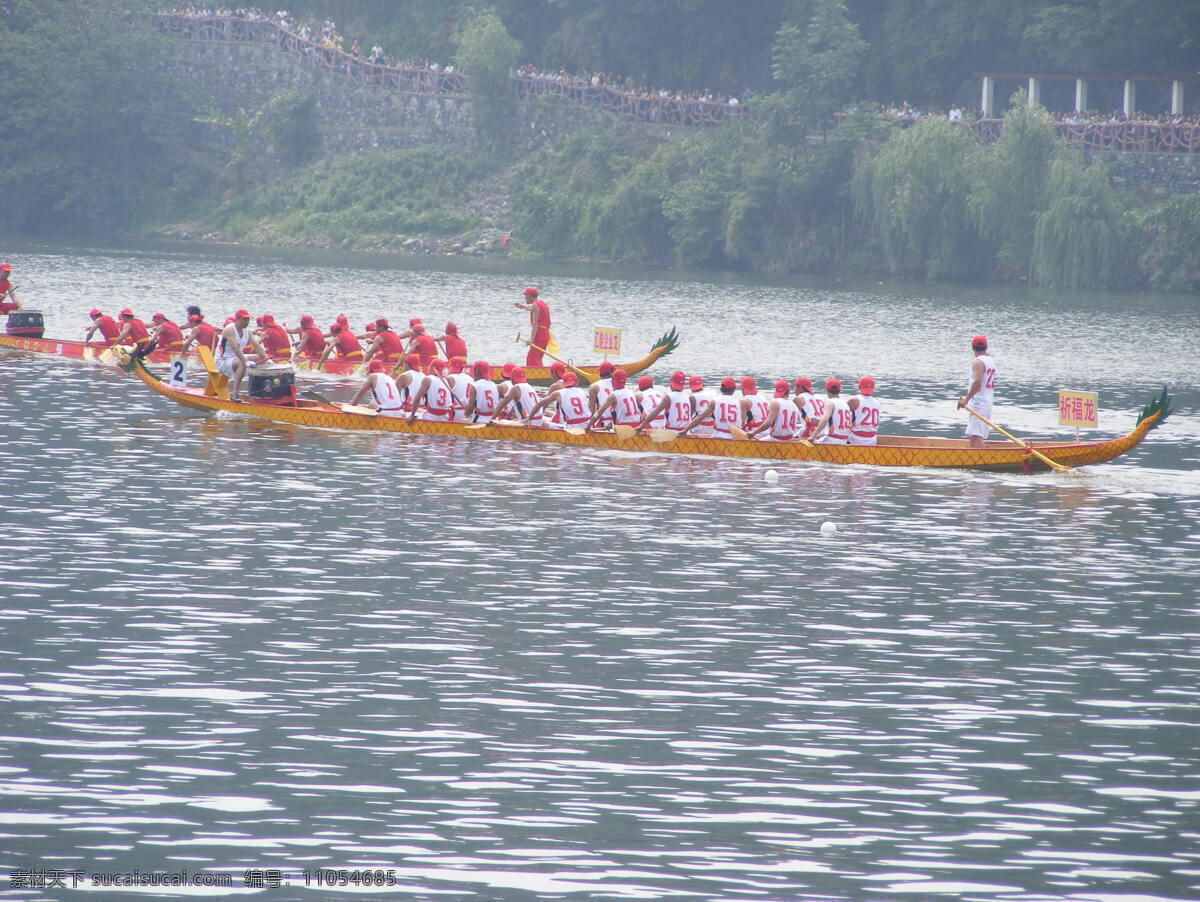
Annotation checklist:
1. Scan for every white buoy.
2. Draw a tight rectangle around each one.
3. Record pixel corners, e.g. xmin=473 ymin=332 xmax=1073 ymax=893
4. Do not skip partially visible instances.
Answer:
xmin=820 ymin=521 xmax=837 ymax=536
xmin=764 ymin=469 xmax=779 ymax=485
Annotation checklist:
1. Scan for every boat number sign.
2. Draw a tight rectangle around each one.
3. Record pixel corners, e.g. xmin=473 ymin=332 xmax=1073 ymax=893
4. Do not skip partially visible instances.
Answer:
xmin=593 ymin=327 xmax=622 ymax=356
xmin=1058 ymin=390 xmax=1098 ymax=428
xmin=169 ymin=356 xmax=188 ymax=389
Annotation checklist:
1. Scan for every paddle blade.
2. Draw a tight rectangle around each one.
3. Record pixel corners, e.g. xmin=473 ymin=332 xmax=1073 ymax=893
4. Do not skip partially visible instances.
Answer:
xmin=730 ymin=426 xmax=749 ymax=440
xmin=338 ymin=403 xmax=379 ymax=417
xmin=465 ymin=423 xmax=489 ymax=430
xmin=563 ymin=427 xmax=586 ymax=436
xmin=614 ymin=424 xmax=637 ymax=440
xmin=649 ymin=428 xmax=677 ymax=444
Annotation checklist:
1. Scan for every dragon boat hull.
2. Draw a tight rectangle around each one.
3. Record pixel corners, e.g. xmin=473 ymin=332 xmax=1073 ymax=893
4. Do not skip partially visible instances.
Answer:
xmin=118 ymin=353 xmax=1169 ymax=472
xmin=0 ymin=327 xmax=679 ymax=384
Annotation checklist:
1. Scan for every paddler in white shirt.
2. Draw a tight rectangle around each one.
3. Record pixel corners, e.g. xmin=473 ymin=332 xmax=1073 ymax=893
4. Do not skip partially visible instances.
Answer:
xmin=635 ymin=375 xmax=667 ymax=430
xmin=636 ymin=371 xmax=690 ymax=434
xmin=524 ymin=371 xmax=590 ymax=429
xmin=688 ymin=374 xmax=715 ymax=437
xmin=739 ymin=376 xmax=771 ymax=431
xmin=679 ymin=376 xmax=740 ymax=439
xmin=491 ymin=366 xmax=538 ymax=423
xmin=847 ymin=376 xmax=881 ymax=445
xmin=588 ymin=360 xmax=616 ymax=428
xmin=586 ymin=368 xmax=640 ymax=432
xmin=462 ymin=359 xmax=500 ymax=423
xmin=445 ymin=357 xmax=472 ymax=422
xmin=809 ymin=378 xmax=854 ymax=444
xmin=748 ymin=380 xmax=802 ymax=441
xmin=349 ymin=359 xmax=406 ymax=417
xmin=794 ymin=377 xmax=822 ymax=438
xmin=957 ymin=334 xmax=996 ymax=448
xmin=407 ymin=358 xmax=456 ymax=423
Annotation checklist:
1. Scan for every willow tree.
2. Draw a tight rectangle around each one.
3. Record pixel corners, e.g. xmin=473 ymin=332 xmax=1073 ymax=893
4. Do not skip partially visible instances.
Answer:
xmin=1031 ymin=159 xmax=1124 ymax=289
xmin=969 ymin=95 xmax=1065 ymax=275
xmin=852 ymin=117 xmax=986 ymax=280
xmin=454 ymin=13 xmax=522 ymax=151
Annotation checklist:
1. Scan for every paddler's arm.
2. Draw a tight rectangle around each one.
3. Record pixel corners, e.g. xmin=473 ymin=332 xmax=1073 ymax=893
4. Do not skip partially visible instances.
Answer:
xmin=585 ymin=394 xmax=617 ymax=432
xmin=350 ymin=374 xmax=374 ymax=407
xmin=636 ymin=395 xmax=669 ymax=433
xmin=524 ymin=390 xmax=557 ymax=424
xmin=361 ymin=335 xmax=379 ymax=365
xmin=811 ymin=405 xmax=833 ymax=439
xmin=489 ymin=384 xmax=519 ymax=424
xmin=678 ymin=399 xmax=715 ymax=437
xmin=461 ymin=383 xmax=479 ymax=421
xmin=407 ymin=376 xmax=431 ymax=424
xmin=958 ymin=359 xmax=984 ymax=409
xmin=748 ymin=401 xmax=778 ymax=438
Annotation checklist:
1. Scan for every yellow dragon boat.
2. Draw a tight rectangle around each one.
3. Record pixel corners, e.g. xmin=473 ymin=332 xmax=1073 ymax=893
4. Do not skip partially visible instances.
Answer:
xmin=115 ymin=350 xmax=1170 ymax=472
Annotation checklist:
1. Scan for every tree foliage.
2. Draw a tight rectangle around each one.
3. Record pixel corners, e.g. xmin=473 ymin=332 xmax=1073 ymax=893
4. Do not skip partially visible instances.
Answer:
xmin=1031 ymin=159 xmax=1124 ymax=289
xmin=453 ymin=13 xmax=522 ymax=150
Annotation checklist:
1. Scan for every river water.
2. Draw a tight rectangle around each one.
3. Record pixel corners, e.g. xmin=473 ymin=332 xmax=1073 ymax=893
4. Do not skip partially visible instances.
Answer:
xmin=0 ymin=238 xmax=1197 ymax=901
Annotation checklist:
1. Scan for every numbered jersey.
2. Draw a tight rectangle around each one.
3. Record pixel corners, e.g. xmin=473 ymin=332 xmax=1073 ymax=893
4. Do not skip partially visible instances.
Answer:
xmin=447 ymin=375 xmax=471 ymax=422
xmin=420 ymin=375 xmax=454 ymax=420
xmin=770 ymin=398 xmax=801 ymax=440
xmin=371 ymin=374 xmax=405 ymax=416
xmin=593 ymin=378 xmax=614 ymax=423
xmin=849 ymin=394 xmax=880 ymax=445
xmin=506 ymin=383 xmax=539 ymax=419
xmin=712 ymin=395 xmax=741 ymax=437
xmin=745 ymin=396 xmax=771 ymax=428
xmin=556 ymin=386 xmax=591 ymax=425
xmin=639 ymin=388 xmax=667 ymax=428
xmin=471 ymin=378 xmax=499 ymax=419
xmin=818 ymin=397 xmax=853 ymax=444
xmin=691 ymin=389 xmax=716 ymax=436
xmin=971 ymin=354 xmax=996 ymax=408
xmin=610 ymin=387 xmax=642 ymax=426
xmin=665 ymin=389 xmax=693 ymax=430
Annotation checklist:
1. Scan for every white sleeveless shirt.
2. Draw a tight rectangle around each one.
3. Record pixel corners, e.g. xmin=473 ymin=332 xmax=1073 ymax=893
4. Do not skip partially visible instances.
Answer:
xmin=471 ymin=378 xmax=499 ymax=419
xmin=557 ymin=386 xmax=591 ymax=425
xmin=610 ymin=387 xmax=641 ymax=425
xmin=665 ymin=389 xmax=692 ymax=430
xmin=849 ymin=394 xmax=881 ymax=445
xmin=971 ymin=354 xmax=996 ymax=409
xmin=771 ymin=398 xmax=801 ymax=440
xmin=639 ymin=388 xmax=667 ymax=428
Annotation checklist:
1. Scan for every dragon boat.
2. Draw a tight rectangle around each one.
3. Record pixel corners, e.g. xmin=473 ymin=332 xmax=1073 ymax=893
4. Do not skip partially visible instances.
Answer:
xmin=0 ymin=325 xmax=679 ymax=384
xmin=115 ymin=348 xmax=1170 ymax=472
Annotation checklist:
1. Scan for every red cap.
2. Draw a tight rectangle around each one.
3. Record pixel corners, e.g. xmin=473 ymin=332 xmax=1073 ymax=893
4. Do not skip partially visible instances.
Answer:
xmin=720 ymin=376 xmax=736 ymax=391
xmin=448 ymin=356 xmax=466 ymax=373
xmin=561 ymin=371 xmax=577 ymax=387
xmin=795 ymin=377 xmax=812 ymax=392
xmin=473 ymin=359 xmax=491 ymax=378
xmin=412 ymin=323 xmax=425 ymax=335
xmin=523 ymin=286 xmax=538 ymax=297
xmin=511 ymin=366 xmax=526 ymax=383
xmin=430 ymin=358 xmax=448 ymax=372
xmin=501 ymin=362 xmax=515 ymax=378
xmin=336 ymin=314 xmax=349 ymax=324
xmin=255 ymin=315 xmax=266 ymax=327
xmin=234 ymin=308 xmax=250 ymax=319
xmin=689 ymin=374 xmax=703 ymax=390
xmin=188 ymin=314 xmax=202 ymax=323
xmin=404 ymin=353 xmax=421 ymax=369
xmin=152 ymin=312 xmax=166 ymax=321
xmin=409 ymin=317 xmax=422 ymax=327
xmin=262 ymin=313 xmax=275 ymax=325
xmin=858 ymin=376 xmax=875 ymax=395
xmin=611 ymin=368 xmax=628 ymax=388
xmin=120 ymin=308 xmax=134 ymax=318
xmin=670 ymin=370 xmax=686 ymax=390
xmin=445 ymin=322 xmax=457 ymax=335
xmin=375 ymin=318 xmax=389 ymax=329
xmin=368 ymin=359 xmax=387 ymax=373
xmin=89 ymin=308 xmax=102 ymax=318
xmin=330 ymin=323 xmax=343 ymax=334
xmin=971 ymin=334 xmax=988 ymax=350
xmin=300 ymin=314 xmax=314 ymax=326
xmin=365 ymin=323 xmax=376 ymax=332
xmin=223 ymin=317 xmax=234 ymax=326
xmin=637 ymin=375 xmax=652 ymax=390
xmin=550 ymin=361 xmax=566 ymax=377
xmin=774 ymin=379 xmax=789 ymax=396
xmin=598 ymin=361 xmax=614 ymax=377
xmin=740 ymin=376 xmax=756 ymax=393
xmin=0 ymin=263 xmax=11 ymax=272
xmin=825 ymin=378 xmax=841 ymax=393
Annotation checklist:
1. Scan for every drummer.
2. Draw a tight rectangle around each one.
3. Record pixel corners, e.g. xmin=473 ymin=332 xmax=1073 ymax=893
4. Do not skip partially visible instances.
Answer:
xmin=216 ymin=309 xmax=268 ymax=401
xmin=0 ymin=263 xmax=18 ymax=313
xmin=84 ymin=309 xmax=121 ymax=346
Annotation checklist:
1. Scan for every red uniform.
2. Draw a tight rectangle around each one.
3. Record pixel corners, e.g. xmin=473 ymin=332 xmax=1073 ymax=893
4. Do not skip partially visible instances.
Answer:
xmin=412 ymin=334 xmax=438 ymax=369
xmin=374 ymin=330 xmax=403 ymax=363
xmin=155 ymin=320 xmax=184 ymax=349
xmin=333 ymin=330 xmax=363 ymax=359
xmin=297 ymin=326 xmax=325 ymax=357
xmin=261 ymin=324 xmax=291 ymax=358
xmin=0 ymin=278 xmax=15 ymax=314
xmin=125 ymin=318 xmax=150 ymax=347
xmin=192 ymin=321 xmax=217 ymax=351
xmin=91 ymin=315 xmax=120 ymax=344
xmin=526 ymin=299 xmax=551 ymax=366
xmin=443 ymin=333 xmax=467 ymax=360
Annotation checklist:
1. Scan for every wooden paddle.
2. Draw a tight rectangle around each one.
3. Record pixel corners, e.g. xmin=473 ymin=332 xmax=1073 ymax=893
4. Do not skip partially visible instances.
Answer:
xmin=730 ymin=426 xmax=750 ymax=441
xmin=300 ymin=389 xmax=337 ymax=406
xmin=648 ymin=428 xmax=677 ymax=443
xmin=516 ymin=333 xmax=594 ymax=384
xmin=962 ymin=405 xmax=1072 ymax=472
xmin=335 ymin=402 xmax=379 ymax=417
xmin=614 ymin=424 xmax=638 ymax=441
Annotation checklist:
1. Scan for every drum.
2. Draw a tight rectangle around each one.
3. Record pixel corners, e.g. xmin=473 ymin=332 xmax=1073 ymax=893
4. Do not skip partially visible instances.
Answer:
xmin=6 ymin=310 xmax=44 ymax=339
xmin=247 ymin=364 xmax=296 ymax=402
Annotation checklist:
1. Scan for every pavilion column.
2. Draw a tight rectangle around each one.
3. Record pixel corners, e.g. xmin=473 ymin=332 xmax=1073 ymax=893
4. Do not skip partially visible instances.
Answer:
xmin=1123 ymin=79 xmax=1137 ymax=115
xmin=981 ymin=76 xmax=995 ymax=118
xmin=1172 ymin=80 xmax=1185 ymax=115
xmin=1027 ymin=77 xmax=1041 ymax=107
xmin=1074 ymin=78 xmax=1088 ymax=113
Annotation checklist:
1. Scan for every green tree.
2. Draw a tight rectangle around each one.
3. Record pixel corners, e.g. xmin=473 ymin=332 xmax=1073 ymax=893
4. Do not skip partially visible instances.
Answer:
xmin=1031 ymin=158 xmax=1124 ymax=289
xmin=1132 ymin=193 xmax=1200 ymax=293
xmin=453 ymin=13 xmax=522 ymax=150
xmin=852 ymin=117 xmax=987 ymax=279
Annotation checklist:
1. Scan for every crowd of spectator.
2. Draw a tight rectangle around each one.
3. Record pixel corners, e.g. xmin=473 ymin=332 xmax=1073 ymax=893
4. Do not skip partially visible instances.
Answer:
xmin=851 ymin=101 xmax=1197 ymax=130
xmin=511 ymin=64 xmax=748 ymax=109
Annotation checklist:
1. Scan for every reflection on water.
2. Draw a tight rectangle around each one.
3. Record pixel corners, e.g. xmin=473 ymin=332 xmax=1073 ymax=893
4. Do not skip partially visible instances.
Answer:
xmin=0 ymin=242 xmax=1197 ymax=901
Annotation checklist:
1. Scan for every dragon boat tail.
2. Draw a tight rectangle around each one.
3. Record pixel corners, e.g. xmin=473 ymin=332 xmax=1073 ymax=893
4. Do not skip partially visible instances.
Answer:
xmin=115 ymin=349 xmax=1169 ymax=472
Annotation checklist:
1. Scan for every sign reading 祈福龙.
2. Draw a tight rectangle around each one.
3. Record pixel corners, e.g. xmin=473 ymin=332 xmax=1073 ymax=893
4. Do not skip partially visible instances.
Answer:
xmin=1058 ymin=390 xmax=1098 ymax=428
xmin=593 ymin=327 xmax=622 ymax=356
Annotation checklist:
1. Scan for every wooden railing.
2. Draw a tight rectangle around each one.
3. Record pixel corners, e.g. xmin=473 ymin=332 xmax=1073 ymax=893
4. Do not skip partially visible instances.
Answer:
xmin=154 ymin=14 xmax=747 ymax=127
xmin=973 ymin=117 xmax=1200 ymax=153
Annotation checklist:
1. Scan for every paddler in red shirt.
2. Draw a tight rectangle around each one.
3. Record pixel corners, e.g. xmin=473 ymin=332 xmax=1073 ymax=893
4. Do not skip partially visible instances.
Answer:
xmin=514 ymin=286 xmax=550 ymax=366
xmin=288 ymin=315 xmax=326 ymax=359
xmin=0 ymin=263 xmax=19 ymax=314
xmin=84 ymin=309 xmax=120 ymax=345
xmin=180 ymin=313 xmax=217 ymax=354
xmin=149 ymin=312 xmax=184 ymax=351
xmin=114 ymin=308 xmax=150 ymax=350
xmin=317 ymin=321 xmax=364 ymax=368
xmin=404 ymin=322 xmax=439 ymax=370
xmin=257 ymin=313 xmax=292 ymax=360
xmin=435 ymin=321 xmax=467 ymax=361
xmin=362 ymin=318 xmax=404 ymax=368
